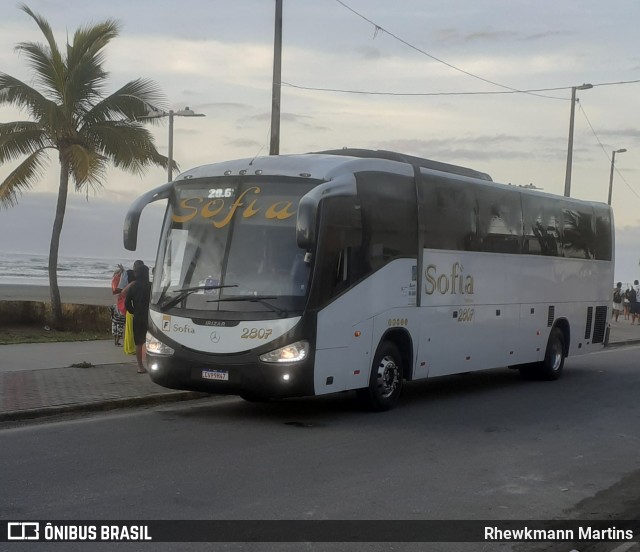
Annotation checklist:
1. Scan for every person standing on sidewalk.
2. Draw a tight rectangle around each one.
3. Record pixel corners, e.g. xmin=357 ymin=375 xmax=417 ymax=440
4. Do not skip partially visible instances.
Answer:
xmin=125 ymin=261 xmax=151 ymax=373
xmin=109 ymin=264 xmax=126 ymax=345
xmin=121 ymin=268 xmax=137 ymax=355
xmin=630 ymin=280 xmax=639 ymax=325
xmin=623 ymin=287 xmax=631 ymax=320
xmin=613 ymin=282 xmax=623 ymax=322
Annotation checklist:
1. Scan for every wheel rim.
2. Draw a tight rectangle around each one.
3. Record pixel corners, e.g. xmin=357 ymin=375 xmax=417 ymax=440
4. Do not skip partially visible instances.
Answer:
xmin=376 ymin=355 xmax=400 ymax=398
xmin=549 ymin=340 xmax=563 ymax=371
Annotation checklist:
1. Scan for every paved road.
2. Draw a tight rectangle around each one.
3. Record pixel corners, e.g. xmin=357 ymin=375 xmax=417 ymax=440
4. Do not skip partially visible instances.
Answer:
xmin=1 ymin=346 xmax=640 ymax=551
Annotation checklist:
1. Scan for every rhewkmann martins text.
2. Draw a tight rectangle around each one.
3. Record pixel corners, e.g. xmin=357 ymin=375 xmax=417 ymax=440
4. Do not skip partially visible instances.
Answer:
xmin=485 ymin=526 xmax=634 ymax=541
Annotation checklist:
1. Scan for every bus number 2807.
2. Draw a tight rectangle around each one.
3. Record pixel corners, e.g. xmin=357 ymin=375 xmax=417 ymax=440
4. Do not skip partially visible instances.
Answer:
xmin=241 ymin=328 xmax=273 ymax=339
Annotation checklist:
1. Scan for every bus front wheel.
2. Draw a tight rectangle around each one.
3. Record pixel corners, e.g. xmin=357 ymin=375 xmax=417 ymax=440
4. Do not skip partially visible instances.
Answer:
xmin=520 ymin=328 xmax=565 ymax=381
xmin=357 ymin=341 xmax=404 ymax=411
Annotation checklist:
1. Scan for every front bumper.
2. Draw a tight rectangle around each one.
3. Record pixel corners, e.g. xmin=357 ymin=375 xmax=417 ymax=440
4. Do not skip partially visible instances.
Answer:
xmin=146 ymin=350 xmax=315 ymax=399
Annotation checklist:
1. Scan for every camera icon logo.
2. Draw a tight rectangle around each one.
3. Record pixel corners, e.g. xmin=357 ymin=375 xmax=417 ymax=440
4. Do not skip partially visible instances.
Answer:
xmin=7 ymin=522 xmax=40 ymax=540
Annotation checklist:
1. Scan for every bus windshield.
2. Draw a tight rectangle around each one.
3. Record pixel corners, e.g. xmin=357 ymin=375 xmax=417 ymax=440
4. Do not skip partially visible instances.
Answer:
xmin=152 ymin=178 xmax=317 ymax=314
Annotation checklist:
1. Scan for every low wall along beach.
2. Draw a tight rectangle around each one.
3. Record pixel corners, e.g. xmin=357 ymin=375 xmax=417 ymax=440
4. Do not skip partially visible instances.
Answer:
xmin=0 ymin=285 xmax=114 ymax=330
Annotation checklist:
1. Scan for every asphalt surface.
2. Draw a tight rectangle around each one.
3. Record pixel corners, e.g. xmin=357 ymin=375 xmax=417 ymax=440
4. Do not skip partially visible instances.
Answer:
xmin=0 ymin=321 xmax=638 ymax=422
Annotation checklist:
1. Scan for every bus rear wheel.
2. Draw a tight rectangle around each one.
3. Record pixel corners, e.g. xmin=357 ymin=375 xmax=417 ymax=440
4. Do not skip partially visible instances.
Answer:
xmin=519 ymin=328 xmax=565 ymax=381
xmin=357 ymin=341 xmax=403 ymax=411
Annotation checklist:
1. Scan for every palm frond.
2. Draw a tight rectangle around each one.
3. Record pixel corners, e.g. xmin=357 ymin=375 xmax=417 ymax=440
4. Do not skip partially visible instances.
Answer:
xmin=0 ymin=73 xmax=56 ymax=122
xmin=18 ymin=4 xmax=63 ymax=69
xmin=64 ymin=20 xmax=120 ymax=108
xmin=84 ymin=120 xmax=171 ymax=175
xmin=0 ymin=121 xmax=51 ymax=163
xmin=0 ymin=149 xmax=49 ymax=208
xmin=67 ymin=20 xmax=120 ymax=69
xmin=16 ymin=5 xmax=65 ymax=102
xmin=13 ymin=41 xmax=64 ymax=102
xmin=82 ymin=78 xmax=167 ymax=127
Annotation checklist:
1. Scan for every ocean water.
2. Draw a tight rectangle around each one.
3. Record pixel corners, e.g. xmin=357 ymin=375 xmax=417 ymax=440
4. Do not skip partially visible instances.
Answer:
xmin=0 ymin=252 xmax=154 ymax=287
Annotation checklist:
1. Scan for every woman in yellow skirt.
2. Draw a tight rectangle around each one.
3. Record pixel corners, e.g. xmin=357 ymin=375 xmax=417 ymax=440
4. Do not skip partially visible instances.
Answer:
xmin=119 ymin=269 xmax=137 ymax=355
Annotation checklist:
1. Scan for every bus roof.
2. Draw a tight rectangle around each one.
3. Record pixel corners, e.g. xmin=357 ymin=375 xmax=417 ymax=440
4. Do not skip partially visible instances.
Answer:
xmin=175 ymin=150 xmax=608 ymax=210
xmin=176 ymin=149 xmax=490 ymax=183
xmin=315 ymin=148 xmax=493 ymax=181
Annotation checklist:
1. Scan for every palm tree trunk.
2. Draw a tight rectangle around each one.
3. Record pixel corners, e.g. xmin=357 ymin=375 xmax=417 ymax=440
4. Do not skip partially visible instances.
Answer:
xmin=48 ymin=158 xmax=70 ymax=329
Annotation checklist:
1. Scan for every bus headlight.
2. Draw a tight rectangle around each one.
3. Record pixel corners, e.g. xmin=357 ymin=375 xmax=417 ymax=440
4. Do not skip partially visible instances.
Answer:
xmin=146 ymin=333 xmax=175 ymax=356
xmin=260 ymin=340 xmax=309 ymax=363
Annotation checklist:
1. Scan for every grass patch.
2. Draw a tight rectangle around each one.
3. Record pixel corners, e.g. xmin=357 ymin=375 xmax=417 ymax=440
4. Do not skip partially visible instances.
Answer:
xmin=0 ymin=325 xmax=111 ymax=345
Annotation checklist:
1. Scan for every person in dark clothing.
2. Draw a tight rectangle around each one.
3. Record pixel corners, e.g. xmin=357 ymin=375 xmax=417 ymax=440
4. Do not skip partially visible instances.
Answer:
xmin=125 ymin=263 xmax=151 ymax=373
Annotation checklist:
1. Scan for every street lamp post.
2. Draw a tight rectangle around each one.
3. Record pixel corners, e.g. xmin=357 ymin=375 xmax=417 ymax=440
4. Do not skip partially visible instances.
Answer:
xmin=607 ymin=148 xmax=627 ymax=205
xmin=564 ymin=83 xmax=593 ymax=197
xmin=144 ymin=106 xmax=205 ymax=181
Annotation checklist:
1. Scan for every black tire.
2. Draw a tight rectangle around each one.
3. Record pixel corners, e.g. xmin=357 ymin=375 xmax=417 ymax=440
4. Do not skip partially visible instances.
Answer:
xmin=357 ymin=341 xmax=404 ymax=411
xmin=519 ymin=327 xmax=565 ymax=381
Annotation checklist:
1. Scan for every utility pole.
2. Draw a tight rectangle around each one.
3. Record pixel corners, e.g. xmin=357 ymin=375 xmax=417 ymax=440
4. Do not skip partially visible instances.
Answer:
xmin=563 ymin=83 xmax=592 ymax=197
xmin=269 ymin=0 xmax=283 ymax=155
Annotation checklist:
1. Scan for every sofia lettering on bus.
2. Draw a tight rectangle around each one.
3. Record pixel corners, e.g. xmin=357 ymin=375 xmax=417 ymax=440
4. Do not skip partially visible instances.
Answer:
xmin=424 ymin=262 xmax=475 ymax=295
xmin=172 ymin=187 xmax=296 ymax=228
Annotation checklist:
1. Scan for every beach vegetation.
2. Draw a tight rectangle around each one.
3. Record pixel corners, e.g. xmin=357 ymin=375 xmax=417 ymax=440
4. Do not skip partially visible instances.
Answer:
xmin=0 ymin=5 xmax=174 ymax=328
xmin=0 ymin=325 xmax=109 ymax=345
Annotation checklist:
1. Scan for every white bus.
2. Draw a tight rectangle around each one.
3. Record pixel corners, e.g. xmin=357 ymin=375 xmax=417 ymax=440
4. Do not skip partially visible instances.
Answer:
xmin=124 ymin=149 xmax=613 ymax=410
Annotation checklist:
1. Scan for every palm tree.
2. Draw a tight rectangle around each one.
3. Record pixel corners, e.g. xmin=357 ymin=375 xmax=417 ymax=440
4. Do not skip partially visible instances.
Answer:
xmin=0 ymin=5 xmax=173 ymax=328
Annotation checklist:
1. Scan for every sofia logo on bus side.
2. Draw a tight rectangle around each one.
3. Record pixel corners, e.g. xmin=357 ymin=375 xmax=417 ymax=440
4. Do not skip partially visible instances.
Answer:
xmin=424 ymin=262 xmax=475 ymax=295
xmin=171 ymin=186 xmax=296 ymax=228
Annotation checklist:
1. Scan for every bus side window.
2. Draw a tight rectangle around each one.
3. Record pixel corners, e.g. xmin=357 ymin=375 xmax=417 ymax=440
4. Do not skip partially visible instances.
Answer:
xmin=308 ymin=197 xmax=363 ymax=307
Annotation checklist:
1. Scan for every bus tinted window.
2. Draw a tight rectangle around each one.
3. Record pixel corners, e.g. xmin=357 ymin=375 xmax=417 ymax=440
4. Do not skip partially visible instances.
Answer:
xmin=522 ymin=194 xmax=562 ymax=256
xmin=356 ymin=172 xmax=418 ymax=270
xmin=421 ymin=176 xmax=522 ymax=254
xmin=421 ymin=176 xmax=478 ymax=252
xmin=476 ymin=187 xmax=522 ymax=254
xmin=562 ymin=207 xmax=595 ymax=259
xmin=594 ymin=206 xmax=612 ymax=261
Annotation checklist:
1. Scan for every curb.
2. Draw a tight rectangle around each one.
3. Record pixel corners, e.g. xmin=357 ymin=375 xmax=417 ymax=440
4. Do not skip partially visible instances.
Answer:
xmin=0 ymin=391 xmax=209 ymax=423
xmin=605 ymin=339 xmax=640 ymax=349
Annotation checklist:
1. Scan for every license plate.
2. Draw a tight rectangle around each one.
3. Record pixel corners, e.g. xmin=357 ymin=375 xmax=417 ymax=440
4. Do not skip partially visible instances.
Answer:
xmin=202 ymin=369 xmax=228 ymax=381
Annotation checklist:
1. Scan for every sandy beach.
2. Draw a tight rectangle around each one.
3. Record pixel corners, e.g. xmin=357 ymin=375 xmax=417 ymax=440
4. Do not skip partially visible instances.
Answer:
xmin=0 ymin=284 xmax=114 ymax=306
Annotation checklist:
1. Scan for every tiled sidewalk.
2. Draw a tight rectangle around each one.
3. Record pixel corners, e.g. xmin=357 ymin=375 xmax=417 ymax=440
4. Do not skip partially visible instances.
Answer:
xmin=0 ymin=363 xmax=203 ymax=421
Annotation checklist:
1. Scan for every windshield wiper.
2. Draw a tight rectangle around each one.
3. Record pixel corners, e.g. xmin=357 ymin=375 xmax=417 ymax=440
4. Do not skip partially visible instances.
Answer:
xmin=159 ymin=284 xmax=238 ymax=312
xmin=208 ymin=295 xmax=289 ymax=317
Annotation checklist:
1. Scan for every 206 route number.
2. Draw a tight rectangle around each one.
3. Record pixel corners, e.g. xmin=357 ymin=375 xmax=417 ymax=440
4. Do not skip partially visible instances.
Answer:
xmin=241 ymin=328 xmax=273 ymax=340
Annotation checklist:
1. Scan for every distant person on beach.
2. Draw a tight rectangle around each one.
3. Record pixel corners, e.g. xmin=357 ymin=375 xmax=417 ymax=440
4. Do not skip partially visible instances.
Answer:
xmin=109 ymin=264 xmax=126 ymax=345
xmin=125 ymin=261 xmax=151 ymax=373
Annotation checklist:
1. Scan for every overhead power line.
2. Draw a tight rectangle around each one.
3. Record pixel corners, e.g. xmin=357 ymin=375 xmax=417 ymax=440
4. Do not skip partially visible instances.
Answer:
xmin=281 ymin=79 xmax=640 ymax=98
xmin=332 ymin=1 xmax=640 ymax=101
xmin=577 ymin=102 xmax=640 ymax=201
xmin=334 ymin=0 xmax=565 ymax=100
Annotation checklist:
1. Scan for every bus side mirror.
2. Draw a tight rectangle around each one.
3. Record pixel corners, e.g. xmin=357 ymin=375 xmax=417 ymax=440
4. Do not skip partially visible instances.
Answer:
xmin=296 ymin=175 xmax=358 ymax=250
xmin=297 ymin=195 xmax=317 ymax=250
xmin=123 ymin=183 xmax=173 ymax=251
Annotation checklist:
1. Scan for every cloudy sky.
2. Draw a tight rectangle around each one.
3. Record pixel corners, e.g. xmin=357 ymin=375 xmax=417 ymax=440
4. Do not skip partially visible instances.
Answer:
xmin=1 ymin=0 xmax=639 ymax=280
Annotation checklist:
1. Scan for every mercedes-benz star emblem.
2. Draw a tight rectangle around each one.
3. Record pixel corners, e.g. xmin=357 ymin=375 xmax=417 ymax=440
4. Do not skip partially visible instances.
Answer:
xmin=210 ymin=331 xmax=220 ymax=343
